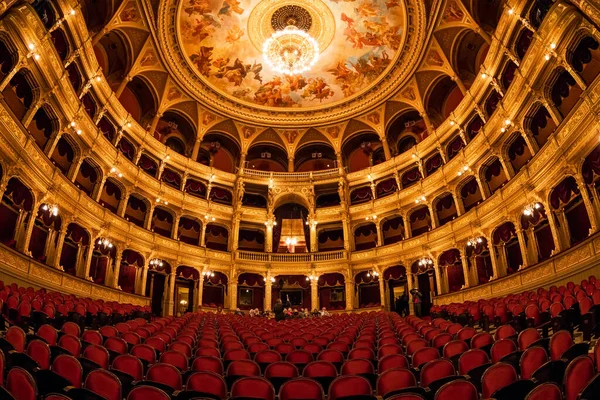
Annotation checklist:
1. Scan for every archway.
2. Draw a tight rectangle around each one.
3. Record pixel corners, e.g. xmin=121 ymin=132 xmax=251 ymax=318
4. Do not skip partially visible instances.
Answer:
xmin=318 ymin=273 xmax=345 ymax=311
xmin=355 ymin=271 xmax=380 ymax=309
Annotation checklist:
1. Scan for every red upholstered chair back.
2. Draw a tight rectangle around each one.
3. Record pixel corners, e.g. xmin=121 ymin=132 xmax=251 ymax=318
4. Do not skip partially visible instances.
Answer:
xmin=6 ymin=367 xmax=37 ymax=400
xmin=6 ymin=325 xmax=26 ymax=352
xmin=195 ymin=346 xmax=220 ymax=358
xmin=37 ymin=324 xmax=58 ymax=346
xmin=26 ymin=339 xmax=50 ymax=370
xmin=185 ymin=371 xmax=227 ymax=399
xmin=160 ymin=350 xmax=189 ymax=371
xmin=525 ymin=383 xmax=563 ymax=400
xmin=226 ymin=359 xmax=261 ymax=377
xmin=420 ymin=359 xmax=455 ymax=387
xmin=265 ymin=361 xmax=299 ymax=378
xmin=127 ymin=386 xmax=170 ymax=400
xmin=481 ymin=362 xmax=518 ymax=398
xmin=131 ymin=344 xmax=157 ymax=364
xmin=231 ymin=377 xmax=275 ymax=400
xmin=52 ymin=354 xmax=83 ymax=388
xmin=520 ymin=346 xmax=549 ymax=379
xmin=490 ymin=338 xmax=517 ymax=363
xmin=470 ymin=332 xmax=494 ymax=349
xmin=280 ymin=378 xmax=324 ymax=400
xmin=518 ymin=328 xmax=541 ymax=351
xmin=82 ymin=330 xmax=103 ymax=345
xmin=328 ymin=375 xmax=372 ymax=400
xmin=549 ymin=330 xmax=573 ymax=361
xmin=112 ymin=354 xmax=144 ymax=381
xmin=83 ymin=344 xmax=110 ymax=369
xmin=456 ymin=327 xmax=477 ymax=341
xmin=146 ymin=362 xmax=183 ymax=391
xmin=341 ymin=358 xmax=374 ymax=376
xmin=564 ymin=355 xmax=595 ymax=400
xmin=192 ymin=355 xmax=223 ymax=375
xmin=434 ymin=380 xmax=478 ymax=400
xmin=121 ymin=331 xmax=141 ymax=346
xmin=376 ymin=367 xmax=417 ymax=397
xmin=303 ymin=361 xmax=337 ymax=379
xmin=58 ymin=334 xmax=81 ymax=357
xmin=411 ymin=347 xmax=440 ymax=368
xmin=406 ymin=338 xmax=428 ymax=355
xmin=84 ymin=369 xmax=122 ymax=400
xmin=62 ymin=322 xmax=81 ymax=337
xmin=458 ymin=349 xmax=489 ymax=375
xmin=495 ymin=324 xmax=517 ymax=340
xmin=378 ymin=354 xmax=409 ymax=372
xmin=443 ymin=340 xmax=469 ymax=359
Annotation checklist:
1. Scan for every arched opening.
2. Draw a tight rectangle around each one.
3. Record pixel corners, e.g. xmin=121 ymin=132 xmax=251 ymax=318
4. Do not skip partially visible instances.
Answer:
xmin=89 ymin=240 xmax=116 ymax=286
xmin=583 ymin=144 xmax=600 ymax=215
xmin=242 ymin=192 xmax=267 ymax=208
xmin=355 ymin=271 xmax=380 ymax=309
xmin=155 ymin=111 xmax=197 ymax=156
xmin=174 ymin=266 xmax=199 ymax=315
xmin=50 ymin=136 xmax=76 ymax=175
xmin=401 ymin=166 xmax=422 ymax=189
xmin=484 ymin=89 xmax=501 ymax=117
xmin=410 ymin=260 xmax=437 ymax=317
xmin=0 ymin=37 xmax=17 ymax=82
xmin=238 ymin=228 xmax=265 ymax=252
xmin=409 ymin=206 xmax=431 ymax=237
xmin=29 ymin=204 xmax=61 ymax=263
xmin=492 ymin=222 xmax=523 ymax=276
xmin=318 ymin=273 xmax=345 ymax=311
xmin=118 ymin=76 xmax=157 ymax=126
xmin=507 ymin=133 xmax=532 ymax=173
xmin=200 ymin=133 xmax=241 ymax=173
xmin=515 ymin=28 xmax=534 ymax=60
xmin=454 ymin=30 xmax=489 ymax=88
xmin=435 ymin=193 xmax=458 ymax=227
xmin=550 ymin=70 xmax=582 ymax=118
xmin=51 ymin=28 xmax=70 ymax=62
xmin=295 ymin=144 xmax=336 ymax=172
xmin=3 ymin=69 xmax=35 ymax=120
xmin=482 ymin=157 xmax=507 ymax=195
xmin=521 ymin=204 xmax=555 ymax=263
xmin=316 ymin=192 xmax=340 ymax=208
xmin=202 ymin=271 xmax=227 ymax=309
xmin=425 ymin=76 xmax=464 ymax=126
xmin=145 ymin=260 xmax=171 ymax=316
xmin=99 ymin=178 xmax=122 ymax=213
xmin=386 ymin=111 xmax=427 ymax=156
xmin=273 ymin=275 xmax=311 ymax=311
xmin=28 ymin=105 xmax=58 ymax=150
xmin=342 ymin=132 xmax=384 ymax=172
xmin=0 ymin=177 xmax=34 ymax=247
xmin=97 ymin=116 xmax=116 ymax=143
xmin=466 ymin=115 xmax=484 ymax=140
xmin=425 ymin=152 xmax=444 ymax=176
xmin=205 ymin=224 xmax=229 ymax=251
xmin=178 ymin=217 xmax=201 ymax=246
xmin=471 ymin=0 xmax=503 ymax=33
xmin=382 ymin=216 xmax=404 ymax=245
xmin=466 ymin=239 xmax=493 ymax=284
xmin=137 ymin=152 xmax=158 ymax=177
xmin=81 ymin=93 xmax=98 ymax=120
xmin=116 ymin=136 xmax=136 ymax=161
xmin=60 ymin=223 xmax=90 ymax=277
xmin=94 ymin=30 xmax=131 ymax=86
xmin=317 ymin=227 xmax=344 ymax=251
xmin=526 ymin=104 xmax=556 ymax=148
xmin=66 ymin=63 xmax=83 ymax=93
xmin=246 ymin=143 xmax=288 ymax=172
xmin=349 ymin=186 xmax=372 ymax=205
xmin=569 ymin=36 xmax=600 ymax=86
xmin=550 ymin=177 xmax=591 ymax=246
xmin=209 ymin=186 xmax=233 ymax=205
xmin=460 ymin=176 xmax=483 ymax=212
xmin=32 ymin=0 xmax=57 ymax=29
xmin=273 ymin=203 xmax=309 ymax=253
xmin=184 ymin=179 xmax=207 ymax=199
xmin=74 ymin=158 xmax=100 ymax=197
xmin=439 ymin=249 xmax=464 ymax=293
xmin=161 ymin=168 xmax=182 ymax=190
xmin=237 ymin=273 xmax=265 ymax=311
xmin=376 ymin=178 xmax=398 ymax=198
xmin=81 ymin=0 xmax=114 ymax=36
xmin=354 ymin=223 xmax=377 ymax=251
xmin=119 ymin=249 xmax=144 ymax=294
xmin=384 ymin=266 xmax=407 ymax=314
xmin=124 ymin=194 xmax=148 ymax=228
xmin=501 ymin=61 xmax=518 ymax=91
xmin=446 ymin=136 xmax=464 ymax=161
xmin=528 ymin=0 xmax=553 ymax=29
xmin=151 ymin=207 xmax=174 ymax=238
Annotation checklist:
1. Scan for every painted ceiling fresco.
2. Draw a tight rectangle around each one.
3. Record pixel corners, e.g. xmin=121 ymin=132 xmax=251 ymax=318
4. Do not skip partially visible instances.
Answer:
xmin=178 ymin=0 xmax=406 ymax=108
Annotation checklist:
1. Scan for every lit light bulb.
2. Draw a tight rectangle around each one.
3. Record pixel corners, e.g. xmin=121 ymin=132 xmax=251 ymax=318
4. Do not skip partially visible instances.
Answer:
xmin=508 ymin=9 xmax=514 ymax=15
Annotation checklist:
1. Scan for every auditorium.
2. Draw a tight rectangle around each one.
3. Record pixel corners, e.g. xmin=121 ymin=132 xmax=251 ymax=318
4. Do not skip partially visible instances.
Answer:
xmin=0 ymin=0 xmax=598 ymax=398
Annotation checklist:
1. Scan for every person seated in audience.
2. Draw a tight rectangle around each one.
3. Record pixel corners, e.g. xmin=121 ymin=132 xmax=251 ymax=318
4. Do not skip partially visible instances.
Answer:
xmin=273 ymin=299 xmax=285 ymax=321
xmin=249 ymin=308 xmax=256 ymax=317
xmin=235 ymin=308 xmax=244 ymax=316
xmin=302 ymin=308 xmax=309 ymax=318
xmin=312 ymin=308 xmax=320 ymax=317
xmin=320 ymin=307 xmax=331 ymax=317
xmin=216 ymin=306 xmax=223 ymax=314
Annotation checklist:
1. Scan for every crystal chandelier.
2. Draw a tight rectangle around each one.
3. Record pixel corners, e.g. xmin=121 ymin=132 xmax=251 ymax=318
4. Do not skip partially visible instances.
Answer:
xmin=263 ymin=26 xmax=320 ymax=75
xmin=285 ymin=237 xmax=298 ymax=246
xmin=466 ymin=237 xmax=484 ymax=247
xmin=96 ymin=237 xmax=113 ymax=250
xmin=523 ymin=202 xmax=541 ymax=216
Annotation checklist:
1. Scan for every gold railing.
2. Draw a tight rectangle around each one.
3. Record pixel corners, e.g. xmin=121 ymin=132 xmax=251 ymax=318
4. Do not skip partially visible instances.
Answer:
xmin=236 ymin=250 xmax=346 ymax=263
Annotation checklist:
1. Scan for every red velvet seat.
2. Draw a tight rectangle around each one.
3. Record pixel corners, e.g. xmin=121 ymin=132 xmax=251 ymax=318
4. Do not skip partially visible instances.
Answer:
xmin=264 ymin=361 xmax=299 ymax=392
xmin=434 ymin=380 xmax=478 ymax=400
xmin=411 ymin=347 xmax=440 ymax=368
xmin=231 ymin=376 xmax=275 ymax=400
xmin=121 ymin=331 xmax=141 ymax=346
xmin=442 ymin=340 xmax=469 ymax=359
xmin=82 ymin=344 xmax=110 ymax=369
xmin=159 ymin=350 xmax=188 ymax=371
xmin=127 ymin=386 xmax=170 ymax=400
xmin=195 ymin=346 xmax=220 ymax=358
xmin=26 ymin=339 xmax=51 ymax=370
xmin=131 ymin=344 xmax=157 ymax=364
xmin=58 ymin=333 xmax=81 ymax=357
xmin=520 ymin=346 xmax=548 ymax=379
xmin=302 ymin=361 xmax=337 ymax=393
xmin=280 ymin=377 xmax=324 ymax=400
xmin=457 ymin=349 xmax=489 ymax=375
xmin=481 ymin=362 xmax=518 ymax=398
xmin=81 ymin=330 xmax=103 ymax=346
xmin=6 ymin=325 xmax=26 ymax=352
xmin=184 ymin=371 xmax=227 ymax=400
xmin=192 ymin=355 xmax=223 ymax=374
xmin=52 ymin=354 xmax=83 ymax=388
xmin=564 ymin=355 xmax=595 ymax=400
xmin=470 ymin=332 xmax=494 ymax=349
xmin=549 ymin=330 xmax=572 ymax=361
xmin=37 ymin=324 xmax=58 ymax=346
xmin=376 ymin=367 xmax=417 ymax=398
xmin=84 ymin=369 xmax=122 ymax=400
xmin=146 ymin=362 xmax=182 ymax=391
xmin=495 ymin=325 xmax=517 ymax=340
xmin=328 ymin=375 xmax=372 ymax=400
xmin=378 ymin=344 xmax=403 ymax=358
xmin=3 ymin=367 xmax=37 ymax=400
xmin=491 ymin=338 xmax=517 ymax=363
xmin=378 ymin=354 xmax=409 ymax=372
xmin=518 ymin=328 xmax=541 ymax=351
xmin=420 ymin=359 xmax=455 ymax=388
xmin=112 ymin=354 xmax=144 ymax=381
xmin=525 ymin=383 xmax=562 ymax=400
xmin=62 ymin=322 xmax=81 ymax=337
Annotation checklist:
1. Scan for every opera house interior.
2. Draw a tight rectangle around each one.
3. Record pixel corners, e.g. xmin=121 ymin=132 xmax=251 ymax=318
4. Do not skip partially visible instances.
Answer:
xmin=0 ymin=0 xmax=600 ymax=399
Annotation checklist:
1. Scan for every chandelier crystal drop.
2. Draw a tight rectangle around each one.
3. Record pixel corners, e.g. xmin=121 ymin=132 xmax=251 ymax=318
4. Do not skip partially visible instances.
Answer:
xmin=285 ymin=237 xmax=298 ymax=246
xmin=263 ymin=26 xmax=320 ymax=75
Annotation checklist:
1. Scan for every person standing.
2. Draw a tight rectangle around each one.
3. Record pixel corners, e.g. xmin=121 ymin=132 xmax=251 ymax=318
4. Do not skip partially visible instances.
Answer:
xmin=410 ymin=288 xmax=423 ymax=317
xmin=273 ymin=299 xmax=284 ymax=322
xmin=400 ymin=293 xmax=409 ymax=317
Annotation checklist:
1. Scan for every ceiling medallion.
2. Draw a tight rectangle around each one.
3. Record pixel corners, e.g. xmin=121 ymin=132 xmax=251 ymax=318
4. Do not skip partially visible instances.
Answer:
xmin=263 ymin=25 xmax=320 ymax=75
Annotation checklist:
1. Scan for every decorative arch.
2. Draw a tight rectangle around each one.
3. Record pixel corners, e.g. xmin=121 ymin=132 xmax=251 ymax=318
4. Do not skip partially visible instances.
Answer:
xmin=458 ymin=176 xmax=483 ymax=213
xmin=355 ymin=270 xmax=380 ymax=309
xmin=155 ymin=110 xmax=197 ymax=156
xmin=341 ymin=131 xmax=384 ymax=172
xmin=74 ymin=158 xmax=102 ymax=197
xmin=409 ymin=206 xmax=431 ymax=237
xmin=119 ymin=75 xmax=158 ymax=126
xmin=238 ymin=227 xmax=265 ymax=252
xmin=28 ymin=104 xmax=60 ymax=150
xmin=94 ymin=30 xmax=133 ymax=85
xmin=294 ymin=143 xmax=336 ymax=172
xmin=200 ymin=132 xmax=241 ymax=173
xmin=29 ymin=203 xmax=62 ymax=263
xmin=119 ymin=249 xmax=145 ymax=294
xmin=524 ymin=103 xmax=556 ymax=148
xmin=433 ymin=193 xmax=458 ymax=227
xmin=452 ymin=29 xmax=489 ymax=88
xmin=505 ymin=132 xmax=532 ymax=174
xmin=354 ymin=222 xmax=377 ymax=251
xmin=246 ymin=142 xmax=288 ymax=172
xmin=548 ymin=68 xmax=583 ymax=118
xmin=273 ymin=202 xmax=309 ymax=253
xmin=179 ymin=216 xmax=202 ymax=246
xmin=151 ymin=206 xmax=175 ymax=238
xmin=492 ymin=221 xmax=523 ymax=276
xmin=124 ymin=193 xmax=149 ymax=228
xmin=237 ymin=272 xmax=265 ymax=310
xmin=2 ymin=69 xmax=37 ymax=120
xmin=549 ymin=176 xmax=591 ymax=245
xmin=424 ymin=75 xmax=464 ymax=126
xmin=385 ymin=110 xmax=427 ymax=156
xmin=318 ymin=273 xmax=345 ymax=311
xmin=465 ymin=238 xmax=493 ymax=284
xmin=205 ymin=223 xmax=229 ymax=252
xmin=60 ymin=223 xmax=91 ymax=277
xmin=202 ymin=271 xmax=228 ymax=308
xmin=438 ymin=249 xmax=464 ymax=293
xmin=50 ymin=134 xmax=78 ymax=175
xmin=99 ymin=178 xmax=125 ymax=214
xmin=317 ymin=226 xmax=344 ymax=251
xmin=381 ymin=215 xmax=404 ymax=245
xmin=480 ymin=157 xmax=507 ymax=195
xmin=568 ymin=34 xmax=600 ymax=86
xmin=0 ymin=34 xmax=18 ymax=82
xmin=0 ymin=177 xmax=34 ymax=247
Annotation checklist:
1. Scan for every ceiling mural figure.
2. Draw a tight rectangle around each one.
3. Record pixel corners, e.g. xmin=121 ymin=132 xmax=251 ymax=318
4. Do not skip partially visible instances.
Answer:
xmin=178 ymin=0 xmax=406 ymax=108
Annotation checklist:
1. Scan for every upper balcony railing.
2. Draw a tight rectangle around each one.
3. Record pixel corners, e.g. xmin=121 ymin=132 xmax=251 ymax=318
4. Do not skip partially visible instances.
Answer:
xmin=240 ymin=168 xmax=341 ymax=181
xmin=235 ymin=250 xmax=347 ymax=263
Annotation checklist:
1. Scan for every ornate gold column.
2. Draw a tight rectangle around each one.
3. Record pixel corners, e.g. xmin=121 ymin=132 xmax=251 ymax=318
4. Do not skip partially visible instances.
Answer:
xmin=264 ymin=274 xmax=272 ymax=312
xmin=228 ymin=281 xmax=238 ymax=311
xmin=433 ymin=266 xmax=444 ymax=295
xmin=196 ymin=272 xmax=205 ymax=311
xmin=406 ymin=272 xmax=415 ymax=315
xmin=117 ymin=190 xmax=129 ymax=217
xmin=516 ymin=228 xmax=530 ymax=268
xmin=576 ymin=174 xmax=599 ymax=233
xmin=377 ymin=271 xmax=386 ymax=309
xmin=344 ymin=270 xmax=354 ymax=311
xmin=52 ymin=225 xmax=68 ymax=268
xmin=82 ymin=236 xmax=96 ymax=279
xmin=139 ymin=265 xmax=149 ymax=296
xmin=112 ymin=248 xmax=123 ymax=288
xmin=167 ymin=272 xmax=176 ymax=316
xmin=460 ymin=250 xmax=471 ymax=288
xmin=171 ymin=213 xmax=180 ymax=240
xmin=311 ymin=278 xmax=319 ymax=311
xmin=264 ymin=219 xmax=275 ymax=252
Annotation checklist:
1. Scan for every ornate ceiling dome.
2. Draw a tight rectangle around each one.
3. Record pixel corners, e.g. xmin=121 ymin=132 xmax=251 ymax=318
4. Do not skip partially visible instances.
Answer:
xmin=158 ymin=0 xmax=426 ymax=125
